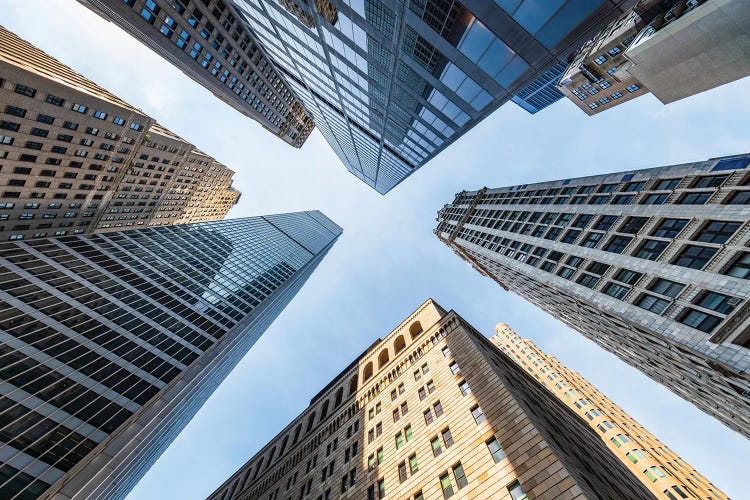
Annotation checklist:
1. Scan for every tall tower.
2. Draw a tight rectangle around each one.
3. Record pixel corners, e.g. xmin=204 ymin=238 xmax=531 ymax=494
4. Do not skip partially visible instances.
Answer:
xmin=208 ymin=300 xmax=725 ymax=500
xmin=492 ymin=323 xmax=726 ymax=499
xmin=0 ymin=26 xmax=240 ymax=241
xmin=77 ymin=0 xmax=315 ymax=147
xmin=79 ymin=0 xmax=635 ymax=193
xmin=435 ymin=153 xmax=750 ymax=438
xmin=0 ymin=211 xmax=341 ymax=499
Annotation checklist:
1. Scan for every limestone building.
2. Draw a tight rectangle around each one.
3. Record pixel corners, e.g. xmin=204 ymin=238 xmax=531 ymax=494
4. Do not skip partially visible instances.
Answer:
xmin=492 ymin=323 xmax=727 ymax=500
xmin=0 ymin=211 xmax=341 ymax=499
xmin=208 ymin=299 xmax=726 ymax=500
xmin=0 ymin=26 xmax=239 ymax=241
xmin=435 ymin=153 xmax=750 ymax=439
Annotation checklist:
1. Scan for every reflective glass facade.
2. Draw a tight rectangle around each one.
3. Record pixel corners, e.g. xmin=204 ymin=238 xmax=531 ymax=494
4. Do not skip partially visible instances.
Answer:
xmin=510 ymin=60 xmax=566 ymax=114
xmin=435 ymin=154 xmax=750 ymax=438
xmin=230 ymin=0 xmax=632 ymax=193
xmin=0 ymin=211 xmax=341 ymax=499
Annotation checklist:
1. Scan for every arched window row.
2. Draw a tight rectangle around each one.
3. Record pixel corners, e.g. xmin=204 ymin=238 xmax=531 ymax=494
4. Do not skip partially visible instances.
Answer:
xmin=361 ymin=319 xmax=431 ymax=383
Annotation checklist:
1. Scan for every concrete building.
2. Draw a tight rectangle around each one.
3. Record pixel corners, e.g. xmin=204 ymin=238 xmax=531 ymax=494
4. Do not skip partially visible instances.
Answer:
xmin=0 ymin=26 xmax=240 ymax=241
xmin=435 ymin=153 xmax=750 ymax=439
xmin=492 ymin=323 xmax=727 ymax=499
xmin=78 ymin=0 xmax=315 ymax=147
xmin=621 ymin=0 xmax=750 ymax=105
xmin=558 ymin=0 xmax=750 ymax=114
xmin=81 ymin=0 xmax=637 ymax=193
xmin=0 ymin=211 xmax=341 ymax=499
xmin=208 ymin=299 xmax=726 ymax=500
xmin=557 ymin=8 xmax=649 ymax=115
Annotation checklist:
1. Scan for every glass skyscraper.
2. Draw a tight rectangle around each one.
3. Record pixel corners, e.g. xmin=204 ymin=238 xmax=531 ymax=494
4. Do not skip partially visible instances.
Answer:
xmin=0 ymin=211 xmax=341 ymax=499
xmin=82 ymin=0 xmax=633 ymax=193
xmin=510 ymin=60 xmax=567 ymax=114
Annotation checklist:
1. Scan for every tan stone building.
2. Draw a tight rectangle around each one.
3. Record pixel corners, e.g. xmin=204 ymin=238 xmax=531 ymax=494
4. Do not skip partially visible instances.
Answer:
xmin=208 ymin=299 xmax=725 ymax=500
xmin=0 ymin=25 xmax=238 ymax=240
xmin=492 ymin=323 xmax=727 ymax=500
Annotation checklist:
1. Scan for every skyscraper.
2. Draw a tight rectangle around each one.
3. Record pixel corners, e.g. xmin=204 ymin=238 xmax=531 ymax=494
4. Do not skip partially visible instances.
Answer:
xmin=435 ymin=153 xmax=750 ymax=438
xmin=492 ymin=323 xmax=727 ymax=499
xmin=510 ymin=60 xmax=567 ymax=114
xmin=0 ymin=211 xmax=341 ymax=499
xmin=78 ymin=0 xmax=315 ymax=147
xmin=81 ymin=0 xmax=635 ymax=193
xmin=0 ymin=26 xmax=240 ymax=241
xmin=208 ymin=299 xmax=724 ymax=500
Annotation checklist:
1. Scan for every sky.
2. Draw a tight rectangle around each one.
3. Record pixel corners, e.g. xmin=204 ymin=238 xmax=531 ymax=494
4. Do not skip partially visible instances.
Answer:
xmin=3 ymin=1 xmax=750 ymax=498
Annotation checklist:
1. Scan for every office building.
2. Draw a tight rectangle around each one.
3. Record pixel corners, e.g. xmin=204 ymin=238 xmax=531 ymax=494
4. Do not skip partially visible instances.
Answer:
xmin=208 ymin=299 xmax=725 ymax=500
xmin=435 ymin=153 xmax=750 ymax=438
xmin=78 ymin=0 xmax=315 ymax=147
xmin=0 ymin=25 xmax=240 ymax=241
xmin=493 ymin=323 xmax=727 ymax=499
xmin=557 ymin=8 xmax=648 ymax=115
xmin=559 ymin=0 xmax=750 ymax=114
xmin=81 ymin=0 xmax=635 ymax=193
xmin=0 ymin=211 xmax=341 ymax=499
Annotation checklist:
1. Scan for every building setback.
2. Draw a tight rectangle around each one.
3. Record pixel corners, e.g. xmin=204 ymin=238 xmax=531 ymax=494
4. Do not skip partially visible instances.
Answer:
xmin=78 ymin=0 xmax=315 ymax=147
xmin=206 ymin=299 xmax=724 ymax=500
xmin=0 ymin=211 xmax=341 ymax=500
xmin=435 ymin=153 xmax=750 ymax=439
xmin=492 ymin=323 xmax=727 ymax=499
xmin=0 ymin=26 xmax=240 ymax=241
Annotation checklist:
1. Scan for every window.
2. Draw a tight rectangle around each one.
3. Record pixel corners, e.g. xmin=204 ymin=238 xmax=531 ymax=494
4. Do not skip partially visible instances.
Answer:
xmin=636 ymin=294 xmax=669 ymax=314
xmin=14 ymin=83 xmax=36 ymax=97
xmin=391 ymin=390 xmax=397 ymax=401
xmin=508 ymin=481 xmax=527 ymax=500
xmin=459 ymin=380 xmax=471 ymax=396
xmin=626 ymin=83 xmax=640 ymax=92
xmin=453 ymin=464 xmax=468 ymax=489
xmin=441 ymin=428 xmax=454 ymax=448
xmin=625 ymin=449 xmax=646 ymax=464
xmin=368 ymin=454 xmax=375 ymax=471
xmin=644 ymin=466 xmax=666 ymax=482
xmin=604 ymin=283 xmax=629 ymax=300
xmin=654 ymin=178 xmax=680 ymax=190
xmin=72 ymin=103 xmax=88 ymax=114
xmin=694 ymin=221 xmax=740 ymax=244
xmin=652 ymin=218 xmax=687 ymax=238
xmin=440 ymin=473 xmax=454 ymax=498
xmin=641 ymin=193 xmax=667 ymax=205
xmin=398 ymin=462 xmax=407 ymax=483
xmin=431 ymin=437 xmax=442 ymax=456
xmin=421 ymin=363 xmax=429 ymax=374
xmin=46 ymin=94 xmax=64 ymax=106
xmin=650 ymin=278 xmax=684 ymax=298
xmin=693 ymin=174 xmax=727 ymax=188
xmin=470 ymin=405 xmax=485 ymax=424
xmin=610 ymin=434 xmax=630 ymax=448
xmin=678 ymin=192 xmax=711 ymax=205
xmin=405 ymin=425 xmax=413 ymax=442
xmin=581 ymin=232 xmax=603 ymax=248
xmin=396 ymin=433 xmax=404 ymax=449
xmin=634 ymin=239 xmax=668 ymax=261
xmin=414 ymin=370 xmax=421 ymax=381
xmin=449 ymin=362 xmax=460 ymax=375
xmin=424 ymin=409 xmax=434 ymax=425
xmin=378 ymin=479 xmax=385 ymax=499
xmin=620 ymin=217 xmax=648 ymax=234
xmin=672 ymin=245 xmax=717 ymax=270
xmin=393 ymin=409 xmax=400 ymax=423
xmin=594 ymin=55 xmax=607 ymax=64
xmin=401 ymin=402 xmax=408 ymax=415
xmin=577 ymin=273 xmax=599 ymax=288
xmin=725 ymin=252 xmax=750 ymax=279
xmin=665 ymin=485 xmax=690 ymax=500
xmin=398 ymin=383 xmax=405 ymax=394
xmin=572 ymin=214 xmax=592 ymax=228
xmin=727 ymin=191 xmax=750 ymax=204
xmin=604 ymin=235 xmax=632 ymax=254
xmin=414 ymin=492 xmax=423 ymax=500
xmin=696 ymin=291 xmax=738 ymax=315
xmin=113 ymin=116 xmax=126 ymax=126
xmin=418 ymin=387 xmax=426 ymax=401
xmin=442 ymin=346 xmax=451 ymax=357
xmin=487 ymin=437 xmax=506 ymax=463
xmin=593 ymin=215 xmax=618 ymax=231
xmin=377 ymin=448 xmax=383 ymax=464
xmin=409 ymin=454 xmax=418 ymax=473
xmin=433 ymin=401 xmax=443 ymax=417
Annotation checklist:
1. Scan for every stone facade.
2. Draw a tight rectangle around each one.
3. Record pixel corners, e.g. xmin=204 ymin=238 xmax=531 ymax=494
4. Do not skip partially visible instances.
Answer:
xmin=435 ymin=153 xmax=750 ymax=439
xmin=207 ymin=299 xmax=695 ymax=500
xmin=493 ymin=323 xmax=728 ymax=499
xmin=0 ymin=25 xmax=239 ymax=241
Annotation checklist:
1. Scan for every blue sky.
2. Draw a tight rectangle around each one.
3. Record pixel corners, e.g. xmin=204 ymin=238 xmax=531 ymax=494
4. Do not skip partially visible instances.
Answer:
xmin=5 ymin=1 xmax=750 ymax=498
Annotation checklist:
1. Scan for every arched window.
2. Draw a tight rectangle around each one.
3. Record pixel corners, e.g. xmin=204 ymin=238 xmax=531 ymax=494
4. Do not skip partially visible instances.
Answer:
xmin=334 ymin=387 xmax=344 ymax=407
xmin=363 ymin=361 xmax=373 ymax=382
xmin=393 ymin=335 xmax=406 ymax=354
xmin=265 ymin=446 xmax=276 ymax=469
xmin=409 ymin=321 xmax=423 ymax=339
xmin=378 ymin=349 xmax=389 ymax=369
xmin=279 ymin=435 xmax=289 ymax=458
xmin=292 ymin=423 xmax=302 ymax=444
xmin=306 ymin=411 xmax=316 ymax=432
xmin=320 ymin=400 xmax=330 ymax=419
xmin=348 ymin=375 xmax=358 ymax=396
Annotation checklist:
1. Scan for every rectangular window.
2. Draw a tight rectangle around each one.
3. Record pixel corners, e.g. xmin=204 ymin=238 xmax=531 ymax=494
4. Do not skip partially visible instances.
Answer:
xmin=649 ymin=278 xmax=684 ymax=298
xmin=696 ymin=291 xmax=737 ymax=314
xmin=636 ymin=294 xmax=669 ymax=314
xmin=431 ymin=437 xmax=442 ymax=457
xmin=634 ymin=239 xmax=668 ymax=261
xmin=441 ymin=428 xmax=453 ymax=448
xmin=424 ymin=409 xmax=434 ymax=425
xmin=604 ymin=235 xmax=632 ymax=254
xmin=654 ymin=178 xmax=680 ymax=190
xmin=433 ymin=401 xmax=443 ymax=417
xmin=580 ymin=232 xmax=603 ymax=248
xmin=15 ymin=83 xmax=36 ymax=97
xmin=398 ymin=462 xmax=407 ymax=483
xmin=471 ymin=405 xmax=486 ymax=424
xmin=449 ymin=362 xmax=460 ymax=375
xmin=46 ymin=94 xmax=64 ymax=106
xmin=72 ymin=103 xmax=88 ymax=114
xmin=620 ymin=216 xmax=648 ymax=234
xmin=93 ymin=110 xmax=108 ymax=120
xmin=725 ymin=252 xmax=750 ymax=279
xmin=401 ymin=401 xmax=408 ymax=415
xmin=603 ymin=283 xmax=630 ymax=300
xmin=459 ymin=380 xmax=471 ymax=396
xmin=694 ymin=221 xmax=741 ymax=244
xmin=440 ymin=473 xmax=454 ymax=498
xmin=672 ymin=245 xmax=717 ymax=270
xmin=641 ymin=193 xmax=667 ymax=205
xmin=409 ymin=454 xmax=418 ymax=473
xmin=487 ymin=437 xmax=506 ymax=463
xmin=418 ymin=387 xmax=426 ymax=400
